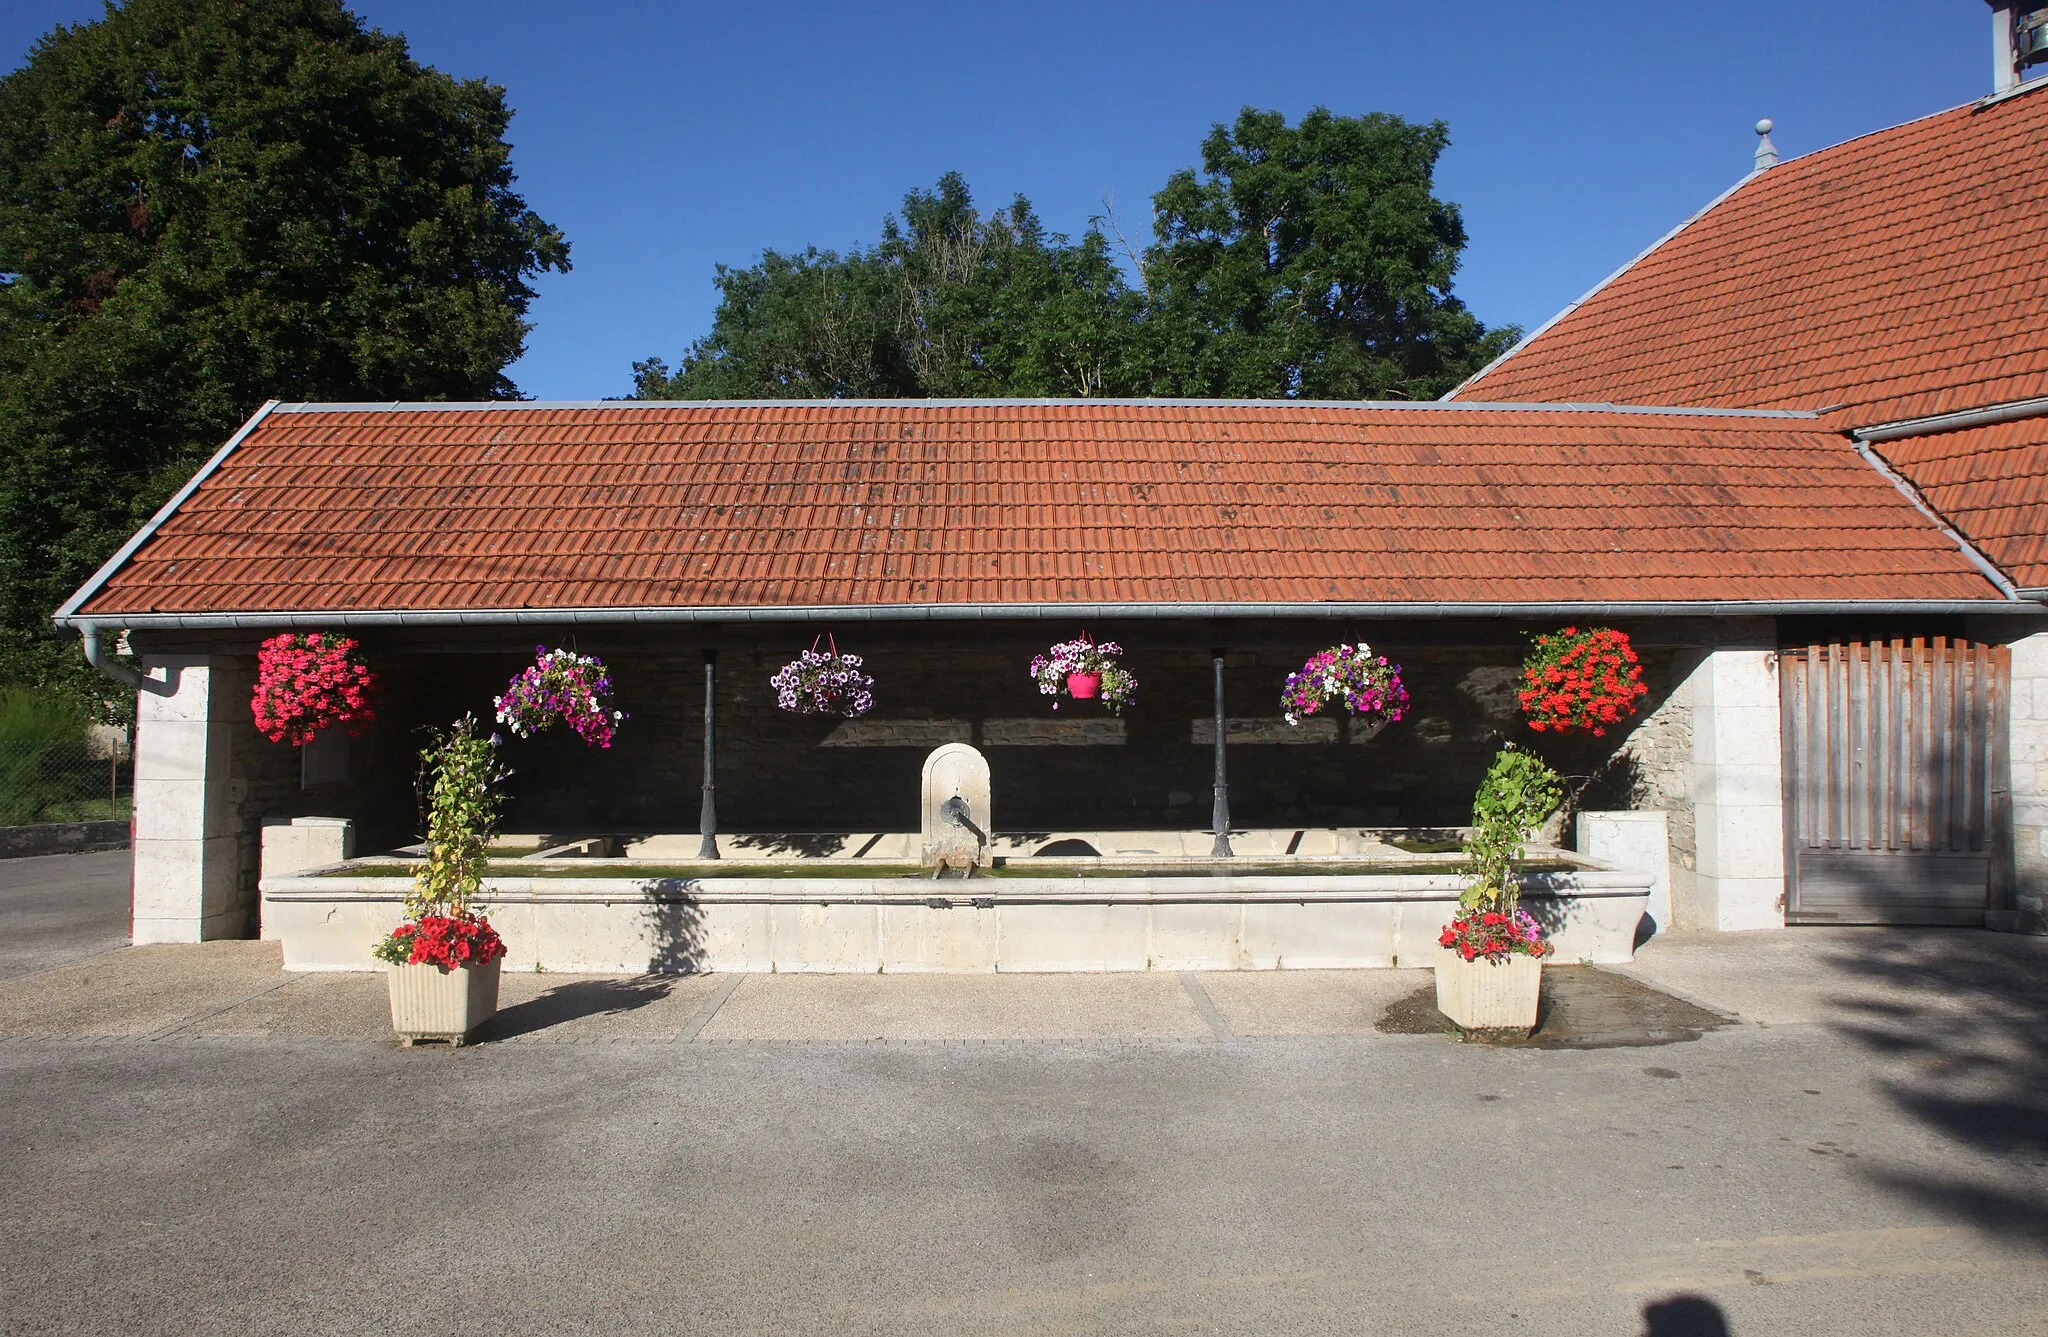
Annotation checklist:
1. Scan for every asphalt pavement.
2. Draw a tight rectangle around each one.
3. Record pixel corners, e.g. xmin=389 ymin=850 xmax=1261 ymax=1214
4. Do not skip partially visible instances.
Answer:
xmin=2 ymin=851 xmax=2045 ymax=1335
xmin=0 ymin=847 xmax=128 ymax=980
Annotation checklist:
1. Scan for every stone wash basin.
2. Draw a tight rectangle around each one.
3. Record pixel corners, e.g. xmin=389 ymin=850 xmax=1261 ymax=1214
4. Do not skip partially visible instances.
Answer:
xmin=260 ymin=829 xmax=1655 ymax=974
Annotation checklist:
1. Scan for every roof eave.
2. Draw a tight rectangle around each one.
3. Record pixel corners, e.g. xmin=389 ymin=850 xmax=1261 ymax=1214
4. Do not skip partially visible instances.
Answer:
xmin=55 ymin=599 xmax=2041 ymax=633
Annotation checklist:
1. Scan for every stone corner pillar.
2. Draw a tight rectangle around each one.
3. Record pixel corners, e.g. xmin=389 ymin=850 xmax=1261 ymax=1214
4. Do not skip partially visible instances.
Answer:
xmin=2007 ymin=631 xmax=2048 ymax=931
xmin=131 ymin=655 xmax=246 ymax=943
xmin=1683 ymin=647 xmax=1787 ymax=932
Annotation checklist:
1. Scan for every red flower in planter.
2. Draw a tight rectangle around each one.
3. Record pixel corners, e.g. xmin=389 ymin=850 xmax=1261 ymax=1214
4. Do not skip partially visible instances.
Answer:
xmin=379 ymin=913 xmax=507 ymax=969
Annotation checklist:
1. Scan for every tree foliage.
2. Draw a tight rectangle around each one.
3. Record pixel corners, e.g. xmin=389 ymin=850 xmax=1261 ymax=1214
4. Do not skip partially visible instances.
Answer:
xmin=635 ymin=173 xmax=1147 ymax=400
xmin=634 ymin=108 xmax=1514 ymax=404
xmin=0 ymin=0 xmax=568 ymax=700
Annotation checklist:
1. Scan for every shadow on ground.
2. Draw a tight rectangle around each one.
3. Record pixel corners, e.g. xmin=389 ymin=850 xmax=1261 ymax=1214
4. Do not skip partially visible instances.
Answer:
xmin=1641 ymin=1294 xmax=1732 ymax=1336
xmin=1816 ymin=930 xmax=2048 ymax=1246
xmin=1376 ymin=966 xmax=1732 ymax=1049
xmin=477 ymin=977 xmax=676 ymax=1041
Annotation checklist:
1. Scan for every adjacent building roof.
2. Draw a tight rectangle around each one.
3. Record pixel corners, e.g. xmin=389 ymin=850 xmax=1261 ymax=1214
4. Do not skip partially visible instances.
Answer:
xmin=1451 ymin=84 xmax=2048 ymax=429
xmin=58 ymin=399 xmax=2009 ymax=625
xmin=1873 ymin=413 xmax=2048 ymax=591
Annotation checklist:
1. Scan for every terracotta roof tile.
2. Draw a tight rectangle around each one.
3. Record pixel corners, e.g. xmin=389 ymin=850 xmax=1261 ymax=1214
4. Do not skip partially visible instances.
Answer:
xmin=66 ymin=401 xmax=2001 ymax=617
xmin=1456 ymin=88 xmax=2048 ymax=427
xmin=1880 ymin=415 xmax=2048 ymax=588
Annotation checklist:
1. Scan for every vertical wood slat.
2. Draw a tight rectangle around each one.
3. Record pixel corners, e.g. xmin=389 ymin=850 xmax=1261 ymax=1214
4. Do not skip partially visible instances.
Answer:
xmin=1941 ymin=634 xmax=1957 ymax=843
xmin=1968 ymin=642 xmax=1990 ymax=851
xmin=1843 ymin=638 xmax=1859 ymax=843
xmin=1988 ymin=646 xmax=2016 ymax=909
xmin=1881 ymin=640 xmax=1897 ymax=849
xmin=1805 ymin=645 xmax=1825 ymax=849
xmin=1816 ymin=644 xmax=1834 ymax=847
xmin=1848 ymin=643 xmax=1868 ymax=849
xmin=1912 ymin=637 xmax=1931 ymax=852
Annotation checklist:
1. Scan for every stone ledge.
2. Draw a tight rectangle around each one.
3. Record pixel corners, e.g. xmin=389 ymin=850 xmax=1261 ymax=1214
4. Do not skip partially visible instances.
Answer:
xmin=0 ymin=820 xmax=129 ymax=860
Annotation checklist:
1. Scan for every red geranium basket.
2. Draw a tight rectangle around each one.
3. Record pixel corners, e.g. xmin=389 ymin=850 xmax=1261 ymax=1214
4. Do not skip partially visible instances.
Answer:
xmin=1517 ymin=626 xmax=1647 ymax=738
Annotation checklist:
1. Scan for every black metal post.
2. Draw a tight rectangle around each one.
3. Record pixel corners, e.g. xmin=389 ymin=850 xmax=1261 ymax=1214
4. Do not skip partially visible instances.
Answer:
xmin=698 ymin=648 xmax=720 ymax=859
xmin=1210 ymin=647 xmax=1232 ymax=858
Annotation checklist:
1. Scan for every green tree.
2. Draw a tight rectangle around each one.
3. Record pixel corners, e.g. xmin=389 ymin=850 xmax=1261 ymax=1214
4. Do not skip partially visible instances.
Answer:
xmin=635 ymin=109 xmax=1513 ymax=405
xmin=0 ymin=0 xmax=569 ymax=703
xmin=1144 ymin=107 xmax=1515 ymax=400
xmin=634 ymin=173 xmax=1147 ymax=400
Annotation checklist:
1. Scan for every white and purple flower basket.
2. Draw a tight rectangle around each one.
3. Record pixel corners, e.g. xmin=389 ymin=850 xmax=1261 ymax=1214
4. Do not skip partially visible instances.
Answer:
xmin=1280 ymin=643 xmax=1410 ymax=733
xmin=493 ymin=646 xmax=626 ymax=748
xmin=771 ymin=638 xmax=875 ymax=718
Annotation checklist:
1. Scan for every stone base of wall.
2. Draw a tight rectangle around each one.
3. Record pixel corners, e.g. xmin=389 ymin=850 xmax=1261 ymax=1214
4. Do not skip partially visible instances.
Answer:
xmin=0 ymin=820 xmax=129 ymax=859
xmin=263 ymin=870 xmax=1654 ymax=973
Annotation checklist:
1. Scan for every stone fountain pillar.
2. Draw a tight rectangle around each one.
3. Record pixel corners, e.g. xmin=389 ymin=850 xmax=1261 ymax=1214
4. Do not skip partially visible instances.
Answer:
xmin=921 ymin=743 xmax=992 ymax=873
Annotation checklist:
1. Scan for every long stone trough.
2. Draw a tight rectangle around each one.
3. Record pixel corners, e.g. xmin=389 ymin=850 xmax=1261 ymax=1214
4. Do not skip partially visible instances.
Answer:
xmin=262 ymin=859 xmax=1655 ymax=973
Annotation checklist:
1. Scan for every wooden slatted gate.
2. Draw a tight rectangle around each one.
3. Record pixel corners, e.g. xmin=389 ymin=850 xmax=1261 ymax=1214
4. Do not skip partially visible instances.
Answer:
xmin=1781 ymin=639 xmax=2012 ymax=925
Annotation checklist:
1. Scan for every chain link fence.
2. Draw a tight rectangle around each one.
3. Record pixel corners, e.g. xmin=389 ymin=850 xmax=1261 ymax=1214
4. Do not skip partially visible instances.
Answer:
xmin=0 ymin=690 xmax=131 ymax=828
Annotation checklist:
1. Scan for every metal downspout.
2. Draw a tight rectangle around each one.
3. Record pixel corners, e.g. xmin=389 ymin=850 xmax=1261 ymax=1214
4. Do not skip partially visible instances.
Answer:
xmin=79 ymin=624 xmax=162 ymax=695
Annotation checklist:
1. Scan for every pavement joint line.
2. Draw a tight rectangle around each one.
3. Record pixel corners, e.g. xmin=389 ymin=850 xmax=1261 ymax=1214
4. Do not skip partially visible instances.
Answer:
xmin=1178 ymin=971 xmax=1235 ymax=1040
xmin=677 ymin=971 xmax=747 ymax=1043
xmin=141 ymin=972 xmax=305 ymax=1042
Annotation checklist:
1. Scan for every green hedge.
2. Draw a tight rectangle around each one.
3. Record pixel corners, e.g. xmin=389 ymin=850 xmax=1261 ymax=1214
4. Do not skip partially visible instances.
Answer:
xmin=0 ymin=688 xmax=106 ymax=826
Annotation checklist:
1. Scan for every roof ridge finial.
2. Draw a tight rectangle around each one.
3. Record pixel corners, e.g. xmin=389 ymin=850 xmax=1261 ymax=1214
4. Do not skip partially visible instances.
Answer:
xmin=1753 ymin=117 xmax=1778 ymax=172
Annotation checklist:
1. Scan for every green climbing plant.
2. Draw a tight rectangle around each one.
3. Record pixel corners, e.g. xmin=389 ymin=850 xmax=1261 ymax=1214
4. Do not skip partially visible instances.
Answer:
xmin=1460 ymin=744 xmax=1564 ymax=917
xmin=404 ymin=714 xmax=509 ymax=923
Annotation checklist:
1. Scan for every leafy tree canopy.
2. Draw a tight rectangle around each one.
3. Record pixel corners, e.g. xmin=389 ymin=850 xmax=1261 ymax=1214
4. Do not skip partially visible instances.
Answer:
xmin=0 ymin=0 xmax=568 ymax=703
xmin=634 ymin=107 xmax=1514 ymax=404
xmin=636 ymin=173 xmax=1148 ymax=401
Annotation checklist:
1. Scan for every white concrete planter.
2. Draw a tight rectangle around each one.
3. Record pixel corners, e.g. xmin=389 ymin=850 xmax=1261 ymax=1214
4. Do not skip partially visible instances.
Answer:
xmin=387 ymin=959 xmax=501 ymax=1046
xmin=1433 ymin=947 xmax=1541 ymax=1031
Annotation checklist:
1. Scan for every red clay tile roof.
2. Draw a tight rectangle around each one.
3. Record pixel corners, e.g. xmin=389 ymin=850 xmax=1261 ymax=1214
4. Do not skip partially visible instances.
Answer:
xmin=1452 ymin=86 xmax=2048 ymax=428
xmin=1877 ymin=414 xmax=2048 ymax=589
xmin=62 ymin=401 xmax=2005 ymax=619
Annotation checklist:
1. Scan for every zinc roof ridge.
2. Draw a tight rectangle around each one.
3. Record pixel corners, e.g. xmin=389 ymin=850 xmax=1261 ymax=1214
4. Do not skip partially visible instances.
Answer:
xmin=265 ymin=398 xmax=1820 ymax=420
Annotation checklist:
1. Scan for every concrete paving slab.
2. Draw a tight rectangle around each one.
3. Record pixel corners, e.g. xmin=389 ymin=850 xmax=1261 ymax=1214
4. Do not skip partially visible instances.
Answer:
xmin=1196 ymin=967 xmax=1428 ymax=1036
xmin=1617 ymin=927 xmax=2048 ymax=1028
xmin=191 ymin=970 xmax=731 ymax=1042
xmin=483 ymin=972 xmax=728 ymax=1042
xmin=698 ymin=970 xmax=1212 ymax=1042
xmin=0 ymin=941 xmax=282 ymax=1037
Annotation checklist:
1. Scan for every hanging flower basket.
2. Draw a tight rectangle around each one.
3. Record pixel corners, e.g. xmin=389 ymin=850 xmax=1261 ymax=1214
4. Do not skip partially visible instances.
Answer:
xmin=493 ymin=646 xmax=626 ymax=748
xmin=251 ymin=632 xmax=376 ymax=746
xmin=1030 ymin=635 xmax=1136 ymax=714
xmin=1518 ymin=626 xmax=1647 ymax=737
xmin=1279 ymin=642 xmax=1410 ymax=730
xmin=771 ymin=636 xmax=875 ymax=718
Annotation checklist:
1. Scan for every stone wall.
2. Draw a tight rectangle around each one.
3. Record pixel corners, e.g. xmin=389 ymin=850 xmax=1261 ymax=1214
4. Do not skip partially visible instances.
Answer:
xmin=2008 ymin=630 xmax=2048 ymax=930
xmin=186 ymin=621 xmax=1700 ymax=846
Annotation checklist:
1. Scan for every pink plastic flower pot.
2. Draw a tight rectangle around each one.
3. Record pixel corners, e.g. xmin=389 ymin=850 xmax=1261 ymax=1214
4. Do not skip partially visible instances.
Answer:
xmin=1065 ymin=672 xmax=1102 ymax=699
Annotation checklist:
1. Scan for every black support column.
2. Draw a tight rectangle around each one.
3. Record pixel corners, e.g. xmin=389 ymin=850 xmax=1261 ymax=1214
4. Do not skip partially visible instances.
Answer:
xmin=1210 ymin=647 xmax=1233 ymax=858
xmin=698 ymin=647 xmax=720 ymax=860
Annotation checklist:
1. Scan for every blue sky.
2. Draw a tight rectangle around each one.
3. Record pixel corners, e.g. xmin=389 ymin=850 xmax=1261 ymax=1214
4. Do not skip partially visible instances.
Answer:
xmin=3 ymin=2 xmax=1994 ymax=401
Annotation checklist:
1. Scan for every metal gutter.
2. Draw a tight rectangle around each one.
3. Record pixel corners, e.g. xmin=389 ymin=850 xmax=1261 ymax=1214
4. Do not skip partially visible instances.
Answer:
xmin=53 ymin=600 xmax=2042 ymax=633
xmin=1850 ymin=438 xmax=2024 ymax=600
xmin=53 ymin=400 xmax=282 ymax=624
xmin=268 ymin=397 xmax=1819 ymax=420
xmin=1851 ymin=395 xmax=2048 ymax=443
